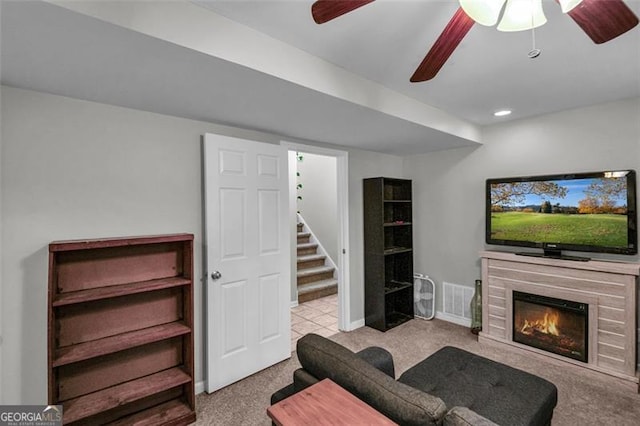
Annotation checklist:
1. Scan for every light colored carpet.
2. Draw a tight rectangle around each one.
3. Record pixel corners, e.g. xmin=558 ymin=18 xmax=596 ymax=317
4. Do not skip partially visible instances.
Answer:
xmin=195 ymin=318 xmax=640 ymax=425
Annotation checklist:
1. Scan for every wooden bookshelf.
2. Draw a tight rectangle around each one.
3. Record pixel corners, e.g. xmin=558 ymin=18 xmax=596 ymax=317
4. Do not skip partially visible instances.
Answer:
xmin=48 ymin=234 xmax=195 ymax=425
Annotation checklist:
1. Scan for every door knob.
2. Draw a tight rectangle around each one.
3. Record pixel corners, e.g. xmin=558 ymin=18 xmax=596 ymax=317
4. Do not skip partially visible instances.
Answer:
xmin=211 ymin=271 xmax=222 ymax=280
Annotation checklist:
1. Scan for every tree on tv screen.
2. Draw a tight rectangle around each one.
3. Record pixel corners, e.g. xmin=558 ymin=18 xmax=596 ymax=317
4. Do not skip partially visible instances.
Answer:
xmin=579 ymin=178 xmax=627 ymax=214
xmin=491 ymin=182 xmax=567 ymax=209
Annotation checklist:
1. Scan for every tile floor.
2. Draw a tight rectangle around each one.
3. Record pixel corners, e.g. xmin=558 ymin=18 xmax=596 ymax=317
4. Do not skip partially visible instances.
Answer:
xmin=291 ymin=293 xmax=339 ymax=352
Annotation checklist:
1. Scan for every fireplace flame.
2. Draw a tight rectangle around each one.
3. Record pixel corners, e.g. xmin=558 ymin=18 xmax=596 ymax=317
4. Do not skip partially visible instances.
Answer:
xmin=520 ymin=310 xmax=560 ymax=336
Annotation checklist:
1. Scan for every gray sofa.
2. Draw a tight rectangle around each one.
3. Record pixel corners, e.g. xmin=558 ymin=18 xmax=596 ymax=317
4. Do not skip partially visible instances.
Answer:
xmin=271 ymin=334 xmax=557 ymax=426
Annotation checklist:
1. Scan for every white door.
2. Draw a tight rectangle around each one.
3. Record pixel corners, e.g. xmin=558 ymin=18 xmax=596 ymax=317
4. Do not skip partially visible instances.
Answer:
xmin=203 ymin=133 xmax=291 ymax=393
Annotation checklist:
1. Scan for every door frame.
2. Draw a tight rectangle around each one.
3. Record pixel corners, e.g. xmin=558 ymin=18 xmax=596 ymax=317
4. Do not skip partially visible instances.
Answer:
xmin=281 ymin=142 xmax=351 ymax=331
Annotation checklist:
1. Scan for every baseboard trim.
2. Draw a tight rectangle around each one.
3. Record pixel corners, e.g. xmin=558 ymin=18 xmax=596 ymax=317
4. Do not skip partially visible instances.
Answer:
xmin=196 ymin=380 xmax=205 ymax=395
xmin=348 ymin=319 xmax=365 ymax=331
xmin=348 ymin=315 xmax=468 ymax=331
xmin=435 ymin=311 xmax=472 ymax=328
xmin=290 ymin=300 xmax=299 ymax=308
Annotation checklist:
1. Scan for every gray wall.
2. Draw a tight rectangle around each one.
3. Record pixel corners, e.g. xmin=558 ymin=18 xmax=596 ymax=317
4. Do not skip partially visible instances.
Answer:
xmin=297 ymin=152 xmax=338 ymax=262
xmin=405 ymin=97 xmax=640 ymax=313
xmin=0 ymin=86 xmax=403 ymax=403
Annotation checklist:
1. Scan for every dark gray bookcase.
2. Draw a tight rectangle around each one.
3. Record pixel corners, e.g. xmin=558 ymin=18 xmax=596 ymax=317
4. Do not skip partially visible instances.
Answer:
xmin=363 ymin=177 xmax=414 ymax=331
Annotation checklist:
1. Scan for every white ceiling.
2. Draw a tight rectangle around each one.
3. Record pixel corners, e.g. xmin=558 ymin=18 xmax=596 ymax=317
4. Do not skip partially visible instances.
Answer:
xmin=196 ymin=0 xmax=640 ymax=124
xmin=1 ymin=0 xmax=639 ymax=155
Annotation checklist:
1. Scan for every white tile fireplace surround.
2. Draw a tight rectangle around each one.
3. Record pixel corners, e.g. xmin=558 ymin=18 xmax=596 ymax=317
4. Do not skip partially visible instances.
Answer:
xmin=479 ymin=251 xmax=639 ymax=391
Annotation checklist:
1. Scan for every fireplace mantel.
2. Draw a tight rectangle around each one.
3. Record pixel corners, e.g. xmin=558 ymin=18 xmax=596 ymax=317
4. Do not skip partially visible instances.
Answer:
xmin=479 ymin=250 xmax=639 ymax=390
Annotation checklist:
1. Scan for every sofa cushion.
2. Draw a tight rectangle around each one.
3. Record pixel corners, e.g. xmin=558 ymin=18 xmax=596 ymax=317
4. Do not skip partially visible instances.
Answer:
xmin=297 ymin=333 xmax=447 ymax=426
xmin=398 ymin=346 xmax=557 ymax=426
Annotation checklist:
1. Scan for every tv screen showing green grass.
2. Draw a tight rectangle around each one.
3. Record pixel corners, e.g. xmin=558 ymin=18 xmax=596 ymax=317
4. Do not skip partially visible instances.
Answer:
xmin=487 ymin=172 xmax=635 ymax=251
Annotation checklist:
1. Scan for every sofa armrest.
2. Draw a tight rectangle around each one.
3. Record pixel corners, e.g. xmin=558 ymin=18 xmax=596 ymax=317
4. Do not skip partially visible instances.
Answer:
xmin=443 ymin=407 xmax=499 ymax=426
xmin=356 ymin=346 xmax=395 ymax=378
xmin=297 ymin=334 xmax=447 ymax=426
xmin=293 ymin=346 xmax=394 ymax=391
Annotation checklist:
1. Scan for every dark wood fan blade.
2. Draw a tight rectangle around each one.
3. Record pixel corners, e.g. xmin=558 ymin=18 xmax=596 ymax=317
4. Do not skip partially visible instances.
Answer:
xmin=564 ymin=0 xmax=639 ymax=44
xmin=312 ymin=0 xmax=375 ymax=24
xmin=410 ymin=8 xmax=475 ymax=82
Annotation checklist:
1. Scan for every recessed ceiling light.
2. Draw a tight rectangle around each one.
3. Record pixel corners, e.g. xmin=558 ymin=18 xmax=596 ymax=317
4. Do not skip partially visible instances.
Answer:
xmin=494 ymin=109 xmax=512 ymax=117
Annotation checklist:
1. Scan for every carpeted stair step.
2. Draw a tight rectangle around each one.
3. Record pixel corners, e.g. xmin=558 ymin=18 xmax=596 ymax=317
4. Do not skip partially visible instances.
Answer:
xmin=297 ymin=266 xmax=334 ymax=285
xmin=297 ymin=278 xmax=338 ymax=304
xmin=297 ymin=254 xmax=326 ymax=270
xmin=297 ymin=242 xmax=318 ymax=256
xmin=297 ymin=232 xmax=311 ymax=244
xmin=297 ymin=223 xmax=304 ymax=232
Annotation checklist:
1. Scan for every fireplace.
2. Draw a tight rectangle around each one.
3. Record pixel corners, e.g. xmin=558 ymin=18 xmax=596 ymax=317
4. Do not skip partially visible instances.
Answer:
xmin=512 ymin=291 xmax=588 ymax=363
xmin=481 ymin=251 xmax=639 ymax=389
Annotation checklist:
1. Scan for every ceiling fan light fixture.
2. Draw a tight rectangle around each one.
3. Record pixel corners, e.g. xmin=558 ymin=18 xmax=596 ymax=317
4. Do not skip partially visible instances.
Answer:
xmin=497 ymin=0 xmax=547 ymax=32
xmin=558 ymin=0 xmax=584 ymax=13
xmin=459 ymin=0 xmax=506 ymax=26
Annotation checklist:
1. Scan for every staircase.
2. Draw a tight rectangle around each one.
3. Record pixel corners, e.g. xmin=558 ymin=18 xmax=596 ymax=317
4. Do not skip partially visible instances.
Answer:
xmin=297 ymin=222 xmax=338 ymax=304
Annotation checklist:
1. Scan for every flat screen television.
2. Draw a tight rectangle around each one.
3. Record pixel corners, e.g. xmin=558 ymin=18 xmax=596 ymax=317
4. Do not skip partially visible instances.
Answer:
xmin=486 ymin=170 xmax=637 ymax=260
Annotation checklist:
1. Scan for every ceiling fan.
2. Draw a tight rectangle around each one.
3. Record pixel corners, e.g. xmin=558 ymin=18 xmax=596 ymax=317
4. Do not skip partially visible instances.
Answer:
xmin=311 ymin=0 xmax=639 ymax=82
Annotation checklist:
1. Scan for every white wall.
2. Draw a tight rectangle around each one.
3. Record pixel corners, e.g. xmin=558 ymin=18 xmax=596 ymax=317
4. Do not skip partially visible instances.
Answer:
xmin=297 ymin=152 xmax=338 ymax=262
xmin=0 ymin=86 xmax=404 ymax=403
xmin=405 ymin=97 xmax=640 ymax=313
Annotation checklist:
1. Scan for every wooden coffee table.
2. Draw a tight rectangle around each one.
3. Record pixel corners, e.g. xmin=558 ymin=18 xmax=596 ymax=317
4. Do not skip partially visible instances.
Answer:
xmin=267 ymin=378 xmax=397 ymax=425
